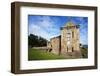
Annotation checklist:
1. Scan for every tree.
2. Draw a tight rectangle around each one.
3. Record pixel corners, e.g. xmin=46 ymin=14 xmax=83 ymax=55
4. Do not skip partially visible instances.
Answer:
xmin=28 ymin=34 xmax=47 ymax=47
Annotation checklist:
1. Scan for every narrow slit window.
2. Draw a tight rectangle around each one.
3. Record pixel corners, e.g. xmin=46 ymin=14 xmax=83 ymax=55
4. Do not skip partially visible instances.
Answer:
xmin=72 ymin=31 xmax=74 ymax=38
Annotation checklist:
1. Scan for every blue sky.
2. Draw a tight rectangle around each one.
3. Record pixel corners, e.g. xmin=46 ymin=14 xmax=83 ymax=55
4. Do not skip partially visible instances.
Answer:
xmin=28 ymin=15 xmax=88 ymax=45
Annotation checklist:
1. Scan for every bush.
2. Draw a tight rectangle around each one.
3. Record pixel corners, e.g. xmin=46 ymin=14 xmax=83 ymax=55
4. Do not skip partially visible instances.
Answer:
xmin=81 ymin=47 xmax=88 ymax=58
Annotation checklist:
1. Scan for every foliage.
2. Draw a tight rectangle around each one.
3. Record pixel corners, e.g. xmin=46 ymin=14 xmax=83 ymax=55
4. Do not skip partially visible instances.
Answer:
xmin=81 ymin=45 xmax=88 ymax=58
xmin=28 ymin=34 xmax=47 ymax=47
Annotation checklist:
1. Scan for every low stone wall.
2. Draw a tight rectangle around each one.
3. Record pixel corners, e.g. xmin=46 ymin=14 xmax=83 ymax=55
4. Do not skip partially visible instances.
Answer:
xmin=32 ymin=47 xmax=48 ymax=50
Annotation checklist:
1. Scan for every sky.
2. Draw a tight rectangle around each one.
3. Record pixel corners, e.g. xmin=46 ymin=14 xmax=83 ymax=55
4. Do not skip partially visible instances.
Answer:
xmin=28 ymin=15 xmax=88 ymax=45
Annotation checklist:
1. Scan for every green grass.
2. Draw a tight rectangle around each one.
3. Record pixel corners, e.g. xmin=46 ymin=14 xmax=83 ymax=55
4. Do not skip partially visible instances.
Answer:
xmin=28 ymin=48 xmax=67 ymax=60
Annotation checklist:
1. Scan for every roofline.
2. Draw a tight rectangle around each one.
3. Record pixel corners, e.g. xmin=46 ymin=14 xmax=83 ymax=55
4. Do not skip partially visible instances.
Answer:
xmin=50 ymin=35 xmax=61 ymax=40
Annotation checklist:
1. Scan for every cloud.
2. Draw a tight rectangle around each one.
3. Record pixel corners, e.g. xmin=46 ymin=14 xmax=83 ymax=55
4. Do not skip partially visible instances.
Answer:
xmin=28 ymin=15 xmax=88 ymax=45
xmin=28 ymin=16 xmax=60 ymax=41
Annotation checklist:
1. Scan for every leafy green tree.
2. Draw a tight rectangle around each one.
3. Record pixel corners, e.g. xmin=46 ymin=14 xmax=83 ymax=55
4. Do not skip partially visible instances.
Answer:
xmin=28 ymin=34 xmax=47 ymax=47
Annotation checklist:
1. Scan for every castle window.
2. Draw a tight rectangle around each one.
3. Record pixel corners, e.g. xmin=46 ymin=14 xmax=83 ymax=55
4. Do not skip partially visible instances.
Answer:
xmin=67 ymin=37 xmax=70 ymax=41
xmin=67 ymin=30 xmax=71 ymax=34
xmin=67 ymin=30 xmax=72 ymax=41
xmin=67 ymin=41 xmax=70 ymax=45
xmin=67 ymin=34 xmax=71 ymax=38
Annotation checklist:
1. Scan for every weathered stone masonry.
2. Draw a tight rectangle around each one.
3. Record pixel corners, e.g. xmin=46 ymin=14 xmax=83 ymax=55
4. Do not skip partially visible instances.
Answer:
xmin=47 ymin=21 xmax=82 ymax=58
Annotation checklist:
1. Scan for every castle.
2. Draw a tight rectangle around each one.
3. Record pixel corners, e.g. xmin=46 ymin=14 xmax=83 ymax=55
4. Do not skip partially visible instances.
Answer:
xmin=47 ymin=21 xmax=82 ymax=58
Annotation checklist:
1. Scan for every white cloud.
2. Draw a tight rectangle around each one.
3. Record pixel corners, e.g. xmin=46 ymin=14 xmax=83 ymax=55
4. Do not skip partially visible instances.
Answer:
xmin=29 ymin=24 xmax=59 ymax=41
xmin=29 ymin=24 xmax=50 ymax=40
xmin=29 ymin=16 xmax=60 ymax=41
xmin=37 ymin=16 xmax=54 ymax=28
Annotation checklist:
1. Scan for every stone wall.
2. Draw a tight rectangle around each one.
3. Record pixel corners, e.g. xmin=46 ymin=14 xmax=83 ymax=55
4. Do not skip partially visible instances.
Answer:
xmin=61 ymin=26 xmax=81 ymax=57
xmin=47 ymin=22 xmax=82 ymax=58
xmin=50 ymin=36 xmax=61 ymax=55
xmin=61 ymin=28 xmax=68 ymax=54
xmin=73 ymin=27 xmax=80 ymax=51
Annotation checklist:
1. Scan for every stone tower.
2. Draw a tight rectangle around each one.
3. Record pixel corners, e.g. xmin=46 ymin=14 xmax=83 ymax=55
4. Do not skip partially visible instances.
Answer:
xmin=61 ymin=21 xmax=81 ymax=57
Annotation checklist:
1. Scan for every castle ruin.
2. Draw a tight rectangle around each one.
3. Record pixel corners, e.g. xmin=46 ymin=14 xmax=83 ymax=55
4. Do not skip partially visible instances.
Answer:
xmin=47 ymin=21 xmax=82 ymax=58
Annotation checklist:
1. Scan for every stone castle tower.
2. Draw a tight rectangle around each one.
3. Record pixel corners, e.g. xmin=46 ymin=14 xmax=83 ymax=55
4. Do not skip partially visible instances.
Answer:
xmin=61 ymin=22 xmax=80 ymax=55
xmin=47 ymin=21 xmax=82 ymax=58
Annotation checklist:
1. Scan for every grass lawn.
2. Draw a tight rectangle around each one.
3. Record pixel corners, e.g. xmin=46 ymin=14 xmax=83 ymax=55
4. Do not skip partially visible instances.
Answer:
xmin=28 ymin=48 xmax=67 ymax=60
